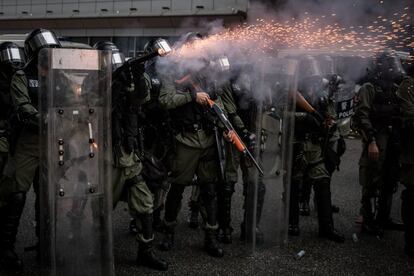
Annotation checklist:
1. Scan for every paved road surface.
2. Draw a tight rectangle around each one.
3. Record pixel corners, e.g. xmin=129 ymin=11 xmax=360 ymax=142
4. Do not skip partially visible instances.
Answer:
xmin=2 ymin=138 xmax=413 ymax=275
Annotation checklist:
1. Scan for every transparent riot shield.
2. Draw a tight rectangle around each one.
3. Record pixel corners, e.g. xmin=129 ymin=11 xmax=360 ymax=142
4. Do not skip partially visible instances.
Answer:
xmin=334 ymin=82 xmax=356 ymax=135
xmin=331 ymin=54 xmax=367 ymax=135
xmin=243 ymin=57 xmax=296 ymax=254
xmin=38 ymin=48 xmax=114 ymax=276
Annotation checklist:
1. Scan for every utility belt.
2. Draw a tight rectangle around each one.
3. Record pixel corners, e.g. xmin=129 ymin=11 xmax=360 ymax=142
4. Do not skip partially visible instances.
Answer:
xmin=177 ymin=122 xmax=214 ymax=133
xmin=402 ymin=120 xmax=414 ymax=130
xmin=295 ymin=132 xmax=323 ymax=144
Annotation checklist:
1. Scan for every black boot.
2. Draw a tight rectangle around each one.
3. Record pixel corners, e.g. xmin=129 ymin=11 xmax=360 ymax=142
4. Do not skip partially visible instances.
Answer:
xmin=288 ymin=224 xmax=300 ymax=236
xmin=137 ymin=240 xmax=168 ymax=271
xmin=188 ymin=200 xmax=200 ymax=229
xmin=289 ymin=179 xmax=300 ymax=236
xmin=377 ymin=192 xmax=404 ymax=231
xmin=129 ymin=218 xmax=138 ymax=234
xmin=299 ymin=201 xmax=310 ymax=216
xmin=152 ymin=208 xmax=164 ymax=232
xmin=402 ymin=188 xmax=414 ymax=257
xmin=200 ymin=183 xmax=223 ymax=257
xmin=218 ymin=227 xmax=233 ymax=244
xmin=331 ymin=204 xmax=340 ymax=213
xmin=299 ymin=180 xmax=312 ymax=216
xmin=217 ymin=182 xmax=235 ymax=244
xmin=160 ymin=184 xmax=184 ymax=251
xmin=360 ymin=196 xmax=382 ymax=236
xmin=160 ymin=222 xmax=175 ymax=251
xmin=136 ymin=213 xmax=168 ymax=270
xmin=204 ymin=227 xmax=223 ymax=258
xmin=314 ymin=180 xmax=345 ymax=243
xmin=0 ymin=192 xmax=26 ymax=270
xmin=247 ymin=180 xmax=266 ymax=245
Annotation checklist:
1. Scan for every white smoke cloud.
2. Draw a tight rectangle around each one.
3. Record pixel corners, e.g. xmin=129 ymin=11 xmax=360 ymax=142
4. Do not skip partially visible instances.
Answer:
xmin=154 ymin=0 xmax=413 ymax=102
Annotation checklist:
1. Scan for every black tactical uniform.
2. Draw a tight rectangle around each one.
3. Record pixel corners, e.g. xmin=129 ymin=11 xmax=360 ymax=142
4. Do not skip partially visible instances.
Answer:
xmin=289 ymin=56 xmax=344 ymax=242
xmin=352 ymin=52 xmax=404 ymax=235
xmin=0 ymin=30 xmax=60 ymax=269
xmin=142 ymin=39 xmax=172 ymax=231
xmin=95 ymin=41 xmax=168 ymax=271
xmin=0 ymin=42 xmax=26 ymax=269
xmin=217 ymin=70 xmax=266 ymax=244
xmin=159 ymin=32 xmax=224 ymax=258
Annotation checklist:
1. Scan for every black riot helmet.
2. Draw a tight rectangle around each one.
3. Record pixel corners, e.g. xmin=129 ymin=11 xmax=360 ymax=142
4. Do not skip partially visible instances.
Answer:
xmin=182 ymin=32 xmax=203 ymax=44
xmin=173 ymin=32 xmax=203 ymax=50
xmin=298 ymin=55 xmax=324 ymax=92
xmin=24 ymin=28 xmax=61 ymax=64
xmin=317 ymin=55 xmax=336 ymax=77
xmin=144 ymin=38 xmax=171 ymax=55
xmin=143 ymin=38 xmax=159 ymax=55
xmin=374 ymin=50 xmax=406 ymax=83
xmin=93 ymin=41 xmax=125 ymax=71
xmin=143 ymin=38 xmax=171 ymax=69
xmin=0 ymin=42 xmax=26 ymax=69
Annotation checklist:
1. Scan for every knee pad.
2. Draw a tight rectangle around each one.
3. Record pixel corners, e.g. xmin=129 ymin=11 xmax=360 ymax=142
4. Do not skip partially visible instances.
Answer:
xmin=8 ymin=192 xmax=27 ymax=208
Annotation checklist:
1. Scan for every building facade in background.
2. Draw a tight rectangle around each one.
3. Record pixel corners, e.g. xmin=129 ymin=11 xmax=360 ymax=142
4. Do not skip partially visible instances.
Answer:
xmin=0 ymin=0 xmax=249 ymax=56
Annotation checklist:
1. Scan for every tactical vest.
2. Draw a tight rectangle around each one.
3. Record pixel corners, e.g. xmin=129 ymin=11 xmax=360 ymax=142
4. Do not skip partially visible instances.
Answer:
xmin=147 ymin=64 xmax=162 ymax=105
xmin=230 ymin=82 xmax=256 ymax=130
xmin=295 ymin=90 xmax=329 ymax=136
xmin=170 ymin=76 xmax=215 ymax=132
xmin=0 ymin=68 xmax=13 ymax=132
xmin=0 ymin=69 xmax=12 ymax=120
xmin=111 ymin=73 xmax=140 ymax=154
xmin=24 ymin=65 xmax=39 ymax=109
xmin=369 ymin=83 xmax=399 ymax=129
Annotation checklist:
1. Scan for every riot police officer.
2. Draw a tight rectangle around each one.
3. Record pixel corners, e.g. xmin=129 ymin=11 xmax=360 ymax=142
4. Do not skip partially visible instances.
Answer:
xmin=0 ymin=42 xmax=25 ymax=179
xmin=141 ymin=38 xmax=172 ymax=232
xmin=299 ymin=55 xmax=345 ymax=216
xmin=217 ymin=67 xmax=265 ymax=244
xmin=289 ymin=56 xmax=345 ymax=243
xmin=0 ymin=29 xmax=60 ymax=269
xmin=158 ymin=32 xmax=224 ymax=257
xmin=0 ymin=41 xmax=26 ymax=269
xmin=396 ymin=54 xmax=414 ymax=256
xmin=352 ymin=51 xmax=404 ymax=235
xmin=94 ymin=41 xmax=168 ymax=271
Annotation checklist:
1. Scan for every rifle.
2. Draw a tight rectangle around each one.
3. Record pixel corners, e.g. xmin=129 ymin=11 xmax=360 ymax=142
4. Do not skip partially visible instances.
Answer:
xmin=295 ymin=91 xmax=325 ymax=122
xmin=295 ymin=91 xmax=335 ymax=155
xmin=176 ymin=74 xmax=264 ymax=176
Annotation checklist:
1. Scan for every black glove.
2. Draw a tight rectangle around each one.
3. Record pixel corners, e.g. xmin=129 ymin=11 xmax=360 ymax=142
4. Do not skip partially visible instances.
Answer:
xmin=241 ymin=129 xmax=256 ymax=152
xmin=295 ymin=112 xmax=321 ymax=129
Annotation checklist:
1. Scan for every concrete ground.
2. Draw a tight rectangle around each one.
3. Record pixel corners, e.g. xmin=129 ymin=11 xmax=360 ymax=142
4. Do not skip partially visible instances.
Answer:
xmin=2 ymin=138 xmax=414 ymax=275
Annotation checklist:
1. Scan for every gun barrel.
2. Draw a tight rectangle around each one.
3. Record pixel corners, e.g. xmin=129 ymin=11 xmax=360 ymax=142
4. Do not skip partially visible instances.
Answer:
xmin=246 ymin=149 xmax=264 ymax=176
xmin=207 ymin=99 xmax=264 ymax=176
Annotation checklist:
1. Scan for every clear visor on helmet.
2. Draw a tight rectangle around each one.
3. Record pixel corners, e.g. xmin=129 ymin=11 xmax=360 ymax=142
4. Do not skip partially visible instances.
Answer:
xmin=320 ymin=58 xmax=335 ymax=76
xmin=28 ymin=31 xmax=60 ymax=53
xmin=112 ymin=52 xmax=125 ymax=70
xmin=112 ymin=52 xmax=124 ymax=65
xmin=154 ymin=39 xmax=172 ymax=57
xmin=300 ymin=58 xmax=322 ymax=79
xmin=0 ymin=47 xmax=25 ymax=64
xmin=216 ymin=57 xmax=230 ymax=72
